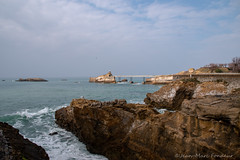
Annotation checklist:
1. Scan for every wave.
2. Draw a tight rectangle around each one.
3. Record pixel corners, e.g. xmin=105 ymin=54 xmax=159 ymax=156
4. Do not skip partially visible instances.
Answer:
xmin=12 ymin=105 xmax=67 ymax=118
xmin=15 ymin=107 xmax=50 ymax=118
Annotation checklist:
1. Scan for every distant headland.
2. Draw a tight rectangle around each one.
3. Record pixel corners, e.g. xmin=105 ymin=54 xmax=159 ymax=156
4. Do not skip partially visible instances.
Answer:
xmin=89 ymin=69 xmax=240 ymax=85
xmin=89 ymin=57 xmax=240 ymax=84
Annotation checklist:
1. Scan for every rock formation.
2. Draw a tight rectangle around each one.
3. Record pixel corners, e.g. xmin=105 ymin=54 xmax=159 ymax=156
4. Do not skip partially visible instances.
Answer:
xmin=89 ymin=71 xmax=116 ymax=83
xmin=0 ymin=122 xmax=49 ymax=160
xmin=55 ymin=80 xmax=240 ymax=160
xmin=119 ymin=79 xmax=128 ymax=82
xmin=16 ymin=78 xmax=48 ymax=82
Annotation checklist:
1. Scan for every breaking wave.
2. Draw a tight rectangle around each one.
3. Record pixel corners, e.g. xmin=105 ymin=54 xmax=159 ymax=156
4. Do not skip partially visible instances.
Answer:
xmin=1 ymin=105 xmax=107 ymax=160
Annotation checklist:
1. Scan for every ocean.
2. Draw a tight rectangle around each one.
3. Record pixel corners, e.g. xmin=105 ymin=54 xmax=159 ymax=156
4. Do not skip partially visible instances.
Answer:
xmin=0 ymin=77 xmax=161 ymax=160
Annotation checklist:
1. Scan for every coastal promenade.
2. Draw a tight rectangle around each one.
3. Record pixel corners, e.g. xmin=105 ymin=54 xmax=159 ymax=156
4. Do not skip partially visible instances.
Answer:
xmin=115 ymin=75 xmax=155 ymax=78
xmin=89 ymin=71 xmax=240 ymax=84
xmin=145 ymin=73 xmax=240 ymax=84
xmin=115 ymin=75 xmax=155 ymax=82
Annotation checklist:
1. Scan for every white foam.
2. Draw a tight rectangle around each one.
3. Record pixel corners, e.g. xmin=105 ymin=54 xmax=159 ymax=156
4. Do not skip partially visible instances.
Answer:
xmin=117 ymin=82 xmax=128 ymax=84
xmin=10 ymin=105 xmax=108 ymax=160
xmin=15 ymin=107 xmax=50 ymax=118
xmin=33 ymin=126 xmax=107 ymax=160
xmin=13 ymin=105 xmax=67 ymax=118
xmin=13 ymin=120 xmax=24 ymax=128
xmin=129 ymin=100 xmax=144 ymax=104
xmin=155 ymin=108 xmax=167 ymax=114
xmin=155 ymin=108 xmax=175 ymax=114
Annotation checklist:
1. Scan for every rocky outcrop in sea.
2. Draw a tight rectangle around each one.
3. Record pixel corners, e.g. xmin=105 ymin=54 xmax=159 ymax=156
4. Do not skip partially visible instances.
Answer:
xmin=89 ymin=71 xmax=116 ymax=83
xmin=55 ymin=79 xmax=240 ymax=160
xmin=16 ymin=78 xmax=48 ymax=82
xmin=0 ymin=122 xmax=49 ymax=160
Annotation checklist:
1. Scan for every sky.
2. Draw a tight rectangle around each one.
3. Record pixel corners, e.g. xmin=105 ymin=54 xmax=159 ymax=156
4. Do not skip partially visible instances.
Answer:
xmin=0 ymin=0 xmax=240 ymax=78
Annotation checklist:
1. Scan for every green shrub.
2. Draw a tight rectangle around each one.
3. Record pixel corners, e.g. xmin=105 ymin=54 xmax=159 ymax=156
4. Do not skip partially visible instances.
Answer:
xmin=215 ymin=68 xmax=223 ymax=73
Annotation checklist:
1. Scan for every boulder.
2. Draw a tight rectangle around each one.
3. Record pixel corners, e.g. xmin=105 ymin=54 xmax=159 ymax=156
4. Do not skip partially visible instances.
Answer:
xmin=0 ymin=122 xmax=49 ymax=160
xmin=121 ymin=79 xmax=128 ymax=82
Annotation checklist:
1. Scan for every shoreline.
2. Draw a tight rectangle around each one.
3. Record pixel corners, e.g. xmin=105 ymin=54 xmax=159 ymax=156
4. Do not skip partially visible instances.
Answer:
xmin=90 ymin=71 xmax=240 ymax=85
xmin=55 ymin=78 xmax=240 ymax=159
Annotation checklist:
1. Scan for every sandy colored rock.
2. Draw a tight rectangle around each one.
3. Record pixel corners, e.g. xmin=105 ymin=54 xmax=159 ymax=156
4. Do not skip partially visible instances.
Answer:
xmin=89 ymin=71 xmax=116 ymax=83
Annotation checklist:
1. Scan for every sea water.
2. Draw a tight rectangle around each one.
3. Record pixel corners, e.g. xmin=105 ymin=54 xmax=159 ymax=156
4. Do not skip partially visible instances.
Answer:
xmin=0 ymin=77 xmax=161 ymax=160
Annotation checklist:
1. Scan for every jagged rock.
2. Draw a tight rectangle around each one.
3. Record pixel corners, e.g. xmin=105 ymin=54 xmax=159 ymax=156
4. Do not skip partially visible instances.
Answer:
xmin=181 ymin=94 xmax=240 ymax=127
xmin=192 ymin=81 xmax=228 ymax=98
xmin=144 ymin=80 xmax=239 ymax=110
xmin=89 ymin=71 xmax=116 ymax=83
xmin=0 ymin=122 xmax=49 ymax=160
xmin=55 ymin=97 xmax=240 ymax=160
xmin=16 ymin=78 xmax=48 ymax=82
xmin=144 ymin=81 xmax=197 ymax=110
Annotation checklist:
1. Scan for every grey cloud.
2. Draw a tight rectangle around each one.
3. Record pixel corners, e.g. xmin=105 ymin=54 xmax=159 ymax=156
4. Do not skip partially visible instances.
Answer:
xmin=0 ymin=0 xmax=239 ymax=78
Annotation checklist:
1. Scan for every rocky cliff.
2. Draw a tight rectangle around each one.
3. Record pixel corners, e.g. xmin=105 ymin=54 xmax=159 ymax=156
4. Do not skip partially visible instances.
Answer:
xmin=55 ymin=80 xmax=240 ymax=160
xmin=0 ymin=122 xmax=49 ymax=160
xmin=89 ymin=71 xmax=116 ymax=83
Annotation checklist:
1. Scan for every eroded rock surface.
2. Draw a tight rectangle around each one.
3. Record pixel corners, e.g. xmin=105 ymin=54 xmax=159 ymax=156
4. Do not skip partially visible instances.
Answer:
xmin=0 ymin=122 xmax=49 ymax=160
xmin=144 ymin=81 xmax=197 ymax=110
xmin=55 ymin=91 xmax=240 ymax=160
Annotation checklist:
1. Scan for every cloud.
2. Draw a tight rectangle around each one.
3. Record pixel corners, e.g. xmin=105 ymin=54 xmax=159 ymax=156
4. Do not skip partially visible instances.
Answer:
xmin=0 ymin=0 xmax=239 ymax=77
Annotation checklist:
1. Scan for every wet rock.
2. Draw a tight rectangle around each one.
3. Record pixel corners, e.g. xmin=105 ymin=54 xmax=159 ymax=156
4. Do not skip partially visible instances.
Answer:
xmin=0 ymin=122 xmax=49 ymax=160
xmin=49 ymin=132 xmax=58 ymax=136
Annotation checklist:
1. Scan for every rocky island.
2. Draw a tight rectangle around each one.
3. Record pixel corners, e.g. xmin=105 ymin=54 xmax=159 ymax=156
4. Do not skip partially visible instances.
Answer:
xmin=55 ymin=78 xmax=240 ymax=159
xmin=0 ymin=122 xmax=49 ymax=160
xmin=89 ymin=71 xmax=116 ymax=83
xmin=16 ymin=78 xmax=48 ymax=82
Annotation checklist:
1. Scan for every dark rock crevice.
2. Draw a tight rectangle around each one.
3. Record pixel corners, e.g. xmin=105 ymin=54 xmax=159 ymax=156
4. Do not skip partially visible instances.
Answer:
xmin=0 ymin=122 xmax=49 ymax=160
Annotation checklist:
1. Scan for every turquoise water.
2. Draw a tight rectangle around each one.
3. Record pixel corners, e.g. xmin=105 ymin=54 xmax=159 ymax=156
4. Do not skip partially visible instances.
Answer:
xmin=0 ymin=77 xmax=161 ymax=160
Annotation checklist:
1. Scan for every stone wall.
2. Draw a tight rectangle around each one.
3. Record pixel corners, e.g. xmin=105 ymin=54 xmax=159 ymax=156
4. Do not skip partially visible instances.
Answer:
xmin=174 ymin=73 xmax=240 ymax=83
xmin=145 ymin=73 xmax=240 ymax=85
